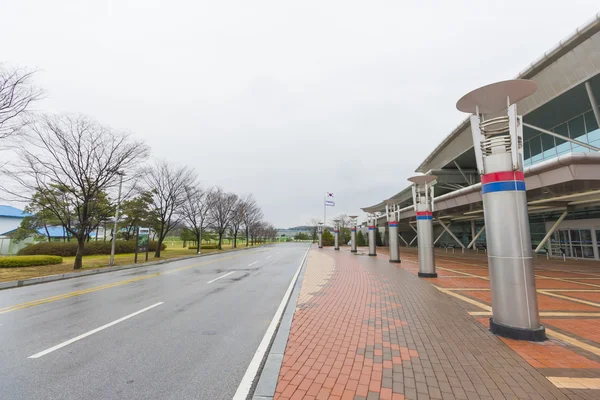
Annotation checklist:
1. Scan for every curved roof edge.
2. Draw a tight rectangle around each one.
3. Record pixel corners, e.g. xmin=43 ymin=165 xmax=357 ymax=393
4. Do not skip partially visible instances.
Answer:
xmin=416 ymin=12 xmax=600 ymax=174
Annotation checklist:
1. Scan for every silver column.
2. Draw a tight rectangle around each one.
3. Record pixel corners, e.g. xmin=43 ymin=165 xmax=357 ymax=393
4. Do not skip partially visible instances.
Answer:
xmin=409 ymin=175 xmax=437 ymax=278
xmin=368 ymin=226 xmax=377 ymax=256
xmin=350 ymin=215 xmax=358 ymax=253
xmin=388 ymin=220 xmax=400 ymax=263
xmin=458 ymin=79 xmax=545 ymax=341
xmin=334 ymin=228 xmax=339 ymax=250
xmin=416 ymin=207 xmax=435 ymax=277
xmin=482 ymin=153 xmax=543 ymax=339
xmin=318 ymin=224 xmax=323 ymax=249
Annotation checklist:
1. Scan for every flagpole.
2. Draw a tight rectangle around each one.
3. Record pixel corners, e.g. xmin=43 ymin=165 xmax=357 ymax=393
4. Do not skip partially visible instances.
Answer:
xmin=324 ymin=192 xmax=326 ymax=231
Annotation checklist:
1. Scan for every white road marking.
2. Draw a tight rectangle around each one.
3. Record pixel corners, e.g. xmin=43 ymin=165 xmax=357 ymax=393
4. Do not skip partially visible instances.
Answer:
xmin=206 ymin=271 xmax=235 ymax=284
xmin=233 ymin=245 xmax=311 ymax=400
xmin=248 ymin=261 xmax=258 ymax=267
xmin=28 ymin=302 xmax=164 ymax=359
xmin=266 ymin=255 xmax=272 ymax=259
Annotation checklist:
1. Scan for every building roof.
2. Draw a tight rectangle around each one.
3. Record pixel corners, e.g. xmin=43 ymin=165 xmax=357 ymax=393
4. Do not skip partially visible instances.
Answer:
xmin=416 ymin=12 xmax=600 ymax=173
xmin=0 ymin=205 xmax=30 ymax=218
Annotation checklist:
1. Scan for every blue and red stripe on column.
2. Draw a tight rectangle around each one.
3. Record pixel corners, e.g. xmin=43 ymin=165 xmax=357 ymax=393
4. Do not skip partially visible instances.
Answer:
xmin=416 ymin=212 xmax=432 ymax=220
xmin=368 ymin=226 xmax=376 ymax=231
xmin=481 ymin=171 xmax=526 ymax=194
xmin=351 ymin=227 xmax=356 ymax=232
xmin=388 ymin=221 xmax=398 ymax=227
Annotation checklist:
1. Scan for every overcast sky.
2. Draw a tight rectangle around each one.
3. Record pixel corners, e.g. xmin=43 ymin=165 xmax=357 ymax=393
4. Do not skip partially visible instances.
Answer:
xmin=3 ymin=1 xmax=599 ymax=227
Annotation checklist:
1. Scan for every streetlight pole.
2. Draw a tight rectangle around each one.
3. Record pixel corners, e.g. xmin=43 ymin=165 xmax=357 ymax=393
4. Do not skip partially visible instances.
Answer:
xmin=109 ymin=172 xmax=124 ymax=266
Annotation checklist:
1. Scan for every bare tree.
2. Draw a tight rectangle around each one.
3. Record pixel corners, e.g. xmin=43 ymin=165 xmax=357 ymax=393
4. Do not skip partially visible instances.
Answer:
xmin=307 ymin=217 xmax=321 ymax=243
xmin=230 ymin=196 xmax=252 ymax=248
xmin=241 ymin=194 xmax=263 ymax=247
xmin=144 ymin=161 xmax=196 ymax=258
xmin=0 ymin=66 xmax=43 ymax=142
xmin=3 ymin=114 xmax=149 ymax=269
xmin=334 ymin=213 xmax=353 ymax=244
xmin=209 ymin=188 xmax=238 ymax=250
xmin=182 ymin=185 xmax=215 ymax=254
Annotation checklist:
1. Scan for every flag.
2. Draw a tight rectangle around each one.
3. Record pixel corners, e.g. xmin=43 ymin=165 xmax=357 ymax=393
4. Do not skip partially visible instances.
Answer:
xmin=325 ymin=192 xmax=335 ymax=207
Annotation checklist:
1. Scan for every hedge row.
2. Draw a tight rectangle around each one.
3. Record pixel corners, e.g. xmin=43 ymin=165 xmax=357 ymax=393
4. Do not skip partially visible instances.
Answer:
xmin=188 ymin=244 xmax=219 ymax=250
xmin=0 ymin=255 xmax=63 ymax=268
xmin=18 ymin=241 xmax=166 ymax=257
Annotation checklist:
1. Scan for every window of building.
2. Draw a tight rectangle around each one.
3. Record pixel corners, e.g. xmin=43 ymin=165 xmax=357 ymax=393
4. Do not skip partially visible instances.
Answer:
xmin=523 ymin=108 xmax=600 ymax=167
xmin=568 ymin=115 xmax=588 ymax=153
xmin=585 ymin=110 xmax=600 ymax=148
xmin=529 ymin=135 xmax=543 ymax=163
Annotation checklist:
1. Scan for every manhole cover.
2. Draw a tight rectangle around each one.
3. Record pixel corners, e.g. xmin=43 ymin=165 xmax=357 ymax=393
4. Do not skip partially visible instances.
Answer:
xmin=202 ymin=330 xmax=217 ymax=335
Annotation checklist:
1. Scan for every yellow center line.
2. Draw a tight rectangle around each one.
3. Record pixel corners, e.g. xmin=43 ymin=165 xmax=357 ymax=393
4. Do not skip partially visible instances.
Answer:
xmin=0 ymin=253 xmax=245 ymax=315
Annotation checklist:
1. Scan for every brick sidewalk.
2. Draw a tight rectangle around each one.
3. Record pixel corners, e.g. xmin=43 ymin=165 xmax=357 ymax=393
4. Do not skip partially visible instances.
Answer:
xmin=274 ymin=246 xmax=594 ymax=400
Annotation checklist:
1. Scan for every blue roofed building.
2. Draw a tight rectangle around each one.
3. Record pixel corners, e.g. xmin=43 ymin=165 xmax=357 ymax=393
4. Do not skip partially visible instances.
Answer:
xmin=0 ymin=205 xmax=33 ymax=255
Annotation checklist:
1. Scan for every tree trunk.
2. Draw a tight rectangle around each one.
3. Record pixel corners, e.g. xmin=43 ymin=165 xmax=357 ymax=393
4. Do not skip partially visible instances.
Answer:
xmin=233 ymin=231 xmax=237 ymax=248
xmin=44 ymin=224 xmax=51 ymax=242
xmin=245 ymin=227 xmax=249 ymax=247
xmin=218 ymin=232 xmax=223 ymax=250
xmin=74 ymin=237 xmax=85 ymax=270
xmin=155 ymin=237 xmax=163 ymax=258
xmin=196 ymin=232 xmax=201 ymax=254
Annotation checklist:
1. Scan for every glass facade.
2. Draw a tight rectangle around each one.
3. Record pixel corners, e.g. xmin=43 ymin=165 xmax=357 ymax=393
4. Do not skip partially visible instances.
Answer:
xmin=523 ymin=109 xmax=600 ymax=167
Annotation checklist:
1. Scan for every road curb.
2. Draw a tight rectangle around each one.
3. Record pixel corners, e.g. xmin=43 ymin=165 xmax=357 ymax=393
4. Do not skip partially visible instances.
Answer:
xmin=250 ymin=247 xmax=310 ymax=400
xmin=0 ymin=245 xmax=263 ymax=291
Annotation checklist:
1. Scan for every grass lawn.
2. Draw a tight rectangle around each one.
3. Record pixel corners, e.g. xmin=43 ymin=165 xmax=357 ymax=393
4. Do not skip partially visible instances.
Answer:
xmin=0 ymin=243 xmax=260 ymax=283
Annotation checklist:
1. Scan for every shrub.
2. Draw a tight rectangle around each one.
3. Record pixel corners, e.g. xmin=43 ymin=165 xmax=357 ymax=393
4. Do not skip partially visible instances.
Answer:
xmin=188 ymin=244 xmax=219 ymax=250
xmin=322 ymin=229 xmax=334 ymax=246
xmin=356 ymin=231 xmax=366 ymax=246
xmin=18 ymin=241 xmax=166 ymax=257
xmin=0 ymin=255 xmax=63 ymax=268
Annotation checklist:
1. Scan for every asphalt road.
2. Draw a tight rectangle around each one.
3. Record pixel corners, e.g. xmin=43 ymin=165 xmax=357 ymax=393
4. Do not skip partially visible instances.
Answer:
xmin=0 ymin=242 xmax=309 ymax=400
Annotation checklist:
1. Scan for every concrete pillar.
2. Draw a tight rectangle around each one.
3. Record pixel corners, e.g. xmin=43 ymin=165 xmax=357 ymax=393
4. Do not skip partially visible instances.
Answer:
xmin=409 ymin=176 xmax=437 ymax=278
xmin=388 ymin=220 xmax=400 ymax=263
xmin=458 ymin=79 xmax=545 ymax=341
xmin=334 ymin=227 xmax=339 ymax=250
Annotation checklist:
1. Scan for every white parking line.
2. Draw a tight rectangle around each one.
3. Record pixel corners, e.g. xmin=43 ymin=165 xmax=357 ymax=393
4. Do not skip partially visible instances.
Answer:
xmin=206 ymin=271 xmax=235 ymax=284
xmin=28 ymin=302 xmax=164 ymax=359
xmin=248 ymin=261 xmax=258 ymax=267
xmin=266 ymin=256 xmax=272 ymax=259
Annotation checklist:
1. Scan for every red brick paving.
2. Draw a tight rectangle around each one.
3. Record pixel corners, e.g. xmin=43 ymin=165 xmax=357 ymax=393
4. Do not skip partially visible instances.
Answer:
xmin=274 ymin=246 xmax=591 ymax=400
xmin=541 ymin=319 xmax=600 ymax=344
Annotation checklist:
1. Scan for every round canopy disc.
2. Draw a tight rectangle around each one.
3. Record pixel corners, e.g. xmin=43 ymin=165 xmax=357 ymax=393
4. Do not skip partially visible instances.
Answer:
xmin=456 ymin=79 xmax=537 ymax=114
xmin=408 ymin=175 xmax=438 ymax=185
xmin=349 ymin=215 xmax=358 ymax=219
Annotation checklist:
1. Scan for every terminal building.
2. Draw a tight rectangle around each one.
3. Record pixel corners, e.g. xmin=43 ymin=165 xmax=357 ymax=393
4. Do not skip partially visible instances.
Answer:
xmin=362 ymin=14 xmax=600 ymax=261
